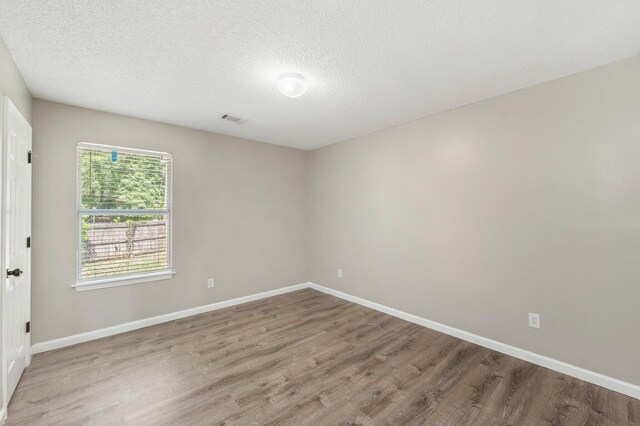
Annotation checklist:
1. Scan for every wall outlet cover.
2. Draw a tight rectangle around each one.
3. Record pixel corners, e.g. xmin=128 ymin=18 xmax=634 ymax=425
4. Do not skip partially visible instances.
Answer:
xmin=528 ymin=312 xmax=540 ymax=329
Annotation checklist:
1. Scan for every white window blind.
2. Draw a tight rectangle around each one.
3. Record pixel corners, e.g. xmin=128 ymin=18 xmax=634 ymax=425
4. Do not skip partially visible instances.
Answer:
xmin=76 ymin=143 xmax=173 ymax=285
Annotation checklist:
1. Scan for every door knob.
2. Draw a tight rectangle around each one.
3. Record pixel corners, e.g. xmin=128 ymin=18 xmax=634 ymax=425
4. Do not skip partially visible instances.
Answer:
xmin=6 ymin=268 xmax=22 ymax=277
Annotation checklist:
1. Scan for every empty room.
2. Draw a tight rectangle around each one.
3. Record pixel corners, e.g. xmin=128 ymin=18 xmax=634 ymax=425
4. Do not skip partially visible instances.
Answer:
xmin=0 ymin=1 xmax=639 ymax=425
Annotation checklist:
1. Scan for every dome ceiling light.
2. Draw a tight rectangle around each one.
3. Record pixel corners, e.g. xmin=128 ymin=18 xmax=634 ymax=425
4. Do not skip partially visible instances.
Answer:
xmin=277 ymin=72 xmax=307 ymax=98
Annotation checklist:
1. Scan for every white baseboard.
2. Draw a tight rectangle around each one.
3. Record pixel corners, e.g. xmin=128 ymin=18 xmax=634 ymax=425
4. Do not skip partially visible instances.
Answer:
xmin=32 ymin=282 xmax=310 ymax=354
xmin=308 ymin=283 xmax=640 ymax=400
xmin=0 ymin=406 xmax=6 ymax=425
xmin=31 ymin=281 xmax=639 ymax=400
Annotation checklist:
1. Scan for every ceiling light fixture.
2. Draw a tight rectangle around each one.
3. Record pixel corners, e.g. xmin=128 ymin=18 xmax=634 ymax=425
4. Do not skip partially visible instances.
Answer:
xmin=277 ymin=72 xmax=307 ymax=98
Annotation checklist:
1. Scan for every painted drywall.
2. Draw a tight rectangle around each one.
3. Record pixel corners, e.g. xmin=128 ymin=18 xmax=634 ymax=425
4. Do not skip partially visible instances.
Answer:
xmin=0 ymin=37 xmax=31 ymax=123
xmin=31 ymin=100 xmax=308 ymax=343
xmin=309 ymin=56 xmax=640 ymax=385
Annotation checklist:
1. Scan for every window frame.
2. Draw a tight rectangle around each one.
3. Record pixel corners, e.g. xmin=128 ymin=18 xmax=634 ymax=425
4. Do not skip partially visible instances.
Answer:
xmin=72 ymin=142 xmax=175 ymax=292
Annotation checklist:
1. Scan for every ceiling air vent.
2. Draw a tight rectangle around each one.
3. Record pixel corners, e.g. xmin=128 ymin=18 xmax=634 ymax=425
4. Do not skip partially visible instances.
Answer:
xmin=221 ymin=114 xmax=244 ymax=124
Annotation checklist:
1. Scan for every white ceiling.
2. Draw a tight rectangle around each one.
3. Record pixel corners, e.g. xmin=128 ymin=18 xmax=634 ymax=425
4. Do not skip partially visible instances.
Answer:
xmin=1 ymin=1 xmax=639 ymax=150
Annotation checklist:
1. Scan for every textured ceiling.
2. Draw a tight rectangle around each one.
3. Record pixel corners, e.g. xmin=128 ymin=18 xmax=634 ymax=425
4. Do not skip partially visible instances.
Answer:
xmin=1 ymin=1 xmax=639 ymax=150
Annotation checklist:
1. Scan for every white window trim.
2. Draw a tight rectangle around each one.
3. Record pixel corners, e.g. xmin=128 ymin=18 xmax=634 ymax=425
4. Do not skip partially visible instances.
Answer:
xmin=74 ymin=142 xmax=174 ymax=291
xmin=72 ymin=270 xmax=176 ymax=292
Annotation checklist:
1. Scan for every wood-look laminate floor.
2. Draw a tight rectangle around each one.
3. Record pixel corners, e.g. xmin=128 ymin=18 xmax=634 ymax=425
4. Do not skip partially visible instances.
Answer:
xmin=7 ymin=289 xmax=639 ymax=425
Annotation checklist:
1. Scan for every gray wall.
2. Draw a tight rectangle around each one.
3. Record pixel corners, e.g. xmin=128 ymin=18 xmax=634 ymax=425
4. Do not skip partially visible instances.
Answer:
xmin=308 ymin=56 xmax=640 ymax=385
xmin=0 ymin=37 xmax=31 ymax=123
xmin=32 ymin=100 xmax=308 ymax=343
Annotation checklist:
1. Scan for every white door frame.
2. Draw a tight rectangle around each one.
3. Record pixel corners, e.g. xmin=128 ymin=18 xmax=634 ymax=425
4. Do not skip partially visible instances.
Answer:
xmin=1 ymin=96 xmax=32 ymax=415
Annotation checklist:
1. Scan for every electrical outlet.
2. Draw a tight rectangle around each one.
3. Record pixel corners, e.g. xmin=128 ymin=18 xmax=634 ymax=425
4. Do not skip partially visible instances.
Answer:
xmin=207 ymin=278 xmax=215 ymax=288
xmin=528 ymin=313 xmax=540 ymax=329
xmin=337 ymin=269 xmax=343 ymax=278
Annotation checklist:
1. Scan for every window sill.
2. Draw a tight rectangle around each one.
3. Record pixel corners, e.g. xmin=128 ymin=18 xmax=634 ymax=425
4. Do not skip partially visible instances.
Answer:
xmin=72 ymin=270 xmax=176 ymax=292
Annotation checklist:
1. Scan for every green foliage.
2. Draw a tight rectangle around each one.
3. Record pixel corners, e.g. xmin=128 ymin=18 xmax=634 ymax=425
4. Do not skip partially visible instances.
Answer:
xmin=81 ymin=149 xmax=168 ymax=211
xmin=124 ymin=219 xmax=138 ymax=258
xmin=81 ymin=220 xmax=91 ymax=244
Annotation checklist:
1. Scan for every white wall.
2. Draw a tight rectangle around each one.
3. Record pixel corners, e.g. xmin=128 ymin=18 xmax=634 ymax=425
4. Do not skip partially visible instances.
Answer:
xmin=309 ymin=56 xmax=640 ymax=386
xmin=31 ymin=100 xmax=308 ymax=343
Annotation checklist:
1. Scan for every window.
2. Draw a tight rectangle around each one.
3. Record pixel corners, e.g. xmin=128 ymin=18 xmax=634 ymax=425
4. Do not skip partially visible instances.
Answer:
xmin=74 ymin=143 xmax=173 ymax=291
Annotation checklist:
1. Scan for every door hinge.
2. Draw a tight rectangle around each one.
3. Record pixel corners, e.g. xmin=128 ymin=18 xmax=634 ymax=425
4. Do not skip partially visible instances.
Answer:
xmin=26 ymin=321 xmax=30 ymax=333
xmin=27 ymin=236 xmax=31 ymax=248
xmin=28 ymin=150 xmax=32 ymax=164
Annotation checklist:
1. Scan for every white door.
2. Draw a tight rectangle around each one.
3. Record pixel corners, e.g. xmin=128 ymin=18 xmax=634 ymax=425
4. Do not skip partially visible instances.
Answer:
xmin=2 ymin=97 xmax=31 ymax=405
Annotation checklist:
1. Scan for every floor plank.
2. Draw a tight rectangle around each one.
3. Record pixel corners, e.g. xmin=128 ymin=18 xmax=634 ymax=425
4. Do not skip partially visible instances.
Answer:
xmin=6 ymin=289 xmax=639 ymax=425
